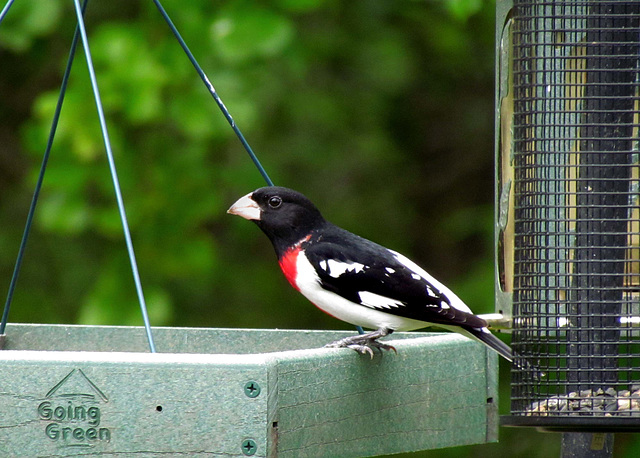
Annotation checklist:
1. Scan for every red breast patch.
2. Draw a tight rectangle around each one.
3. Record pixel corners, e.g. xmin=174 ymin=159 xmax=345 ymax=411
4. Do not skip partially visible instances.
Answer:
xmin=279 ymin=246 xmax=301 ymax=291
xmin=278 ymin=235 xmax=311 ymax=292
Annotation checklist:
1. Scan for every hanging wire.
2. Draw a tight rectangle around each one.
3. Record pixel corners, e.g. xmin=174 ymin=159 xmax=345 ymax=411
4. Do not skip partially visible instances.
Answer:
xmin=151 ymin=0 xmax=274 ymax=187
xmin=0 ymin=0 xmax=89 ymax=336
xmin=152 ymin=2 xmax=364 ymax=336
xmin=151 ymin=1 xmax=364 ymax=336
xmin=71 ymin=0 xmax=156 ymax=352
xmin=0 ymin=0 xmax=156 ymax=352
xmin=1 ymin=1 xmax=364 ymax=342
xmin=0 ymin=0 xmax=15 ymax=26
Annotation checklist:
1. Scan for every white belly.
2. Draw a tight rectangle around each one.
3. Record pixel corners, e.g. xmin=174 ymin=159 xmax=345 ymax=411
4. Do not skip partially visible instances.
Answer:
xmin=293 ymin=252 xmax=427 ymax=331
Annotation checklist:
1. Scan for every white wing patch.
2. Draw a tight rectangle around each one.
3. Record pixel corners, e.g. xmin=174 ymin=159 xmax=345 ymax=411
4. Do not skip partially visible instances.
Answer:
xmin=322 ymin=259 xmax=366 ymax=278
xmin=358 ymin=291 xmax=404 ymax=310
xmin=389 ymin=249 xmax=474 ymax=315
xmin=294 ymin=252 xmax=426 ymax=331
xmin=426 ymin=288 xmax=439 ymax=299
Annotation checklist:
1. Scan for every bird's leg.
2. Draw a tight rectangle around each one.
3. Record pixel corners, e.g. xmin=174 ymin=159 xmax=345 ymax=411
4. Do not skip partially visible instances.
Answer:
xmin=325 ymin=327 xmax=396 ymax=358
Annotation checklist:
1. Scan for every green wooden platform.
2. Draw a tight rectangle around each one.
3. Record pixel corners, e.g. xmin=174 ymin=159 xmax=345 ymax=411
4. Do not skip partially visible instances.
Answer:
xmin=0 ymin=324 xmax=498 ymax=457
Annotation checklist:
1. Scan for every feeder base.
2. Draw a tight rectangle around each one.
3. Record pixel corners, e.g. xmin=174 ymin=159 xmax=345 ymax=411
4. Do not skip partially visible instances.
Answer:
xmin=501 ymin=415 xmax=640 ymax=432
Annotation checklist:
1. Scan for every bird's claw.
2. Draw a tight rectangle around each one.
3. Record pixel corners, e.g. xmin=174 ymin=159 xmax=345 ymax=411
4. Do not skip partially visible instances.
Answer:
xmin=324 ymin=328 xmax=396 ymax=359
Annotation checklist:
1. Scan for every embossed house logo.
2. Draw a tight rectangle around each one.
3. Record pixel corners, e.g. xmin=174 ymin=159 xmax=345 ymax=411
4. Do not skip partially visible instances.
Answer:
xmin=37 ymin=369 xmax=111 ymax=447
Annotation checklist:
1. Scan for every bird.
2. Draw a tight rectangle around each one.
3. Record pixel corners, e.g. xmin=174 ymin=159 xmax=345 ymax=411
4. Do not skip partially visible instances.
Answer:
xmin=228 ymin=186 xmax=513 ymax=361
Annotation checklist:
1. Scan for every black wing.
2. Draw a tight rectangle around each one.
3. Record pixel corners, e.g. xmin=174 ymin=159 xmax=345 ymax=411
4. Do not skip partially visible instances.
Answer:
xmin=303 ymin=227 xmax=487 ymax=329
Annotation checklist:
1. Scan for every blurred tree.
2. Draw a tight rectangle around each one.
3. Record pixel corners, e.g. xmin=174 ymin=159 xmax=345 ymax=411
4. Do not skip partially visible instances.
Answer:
xmin=0 ymin=0 xmax=496 ymax=330
xmin=1 ymin=0 xmax=637 ymax=457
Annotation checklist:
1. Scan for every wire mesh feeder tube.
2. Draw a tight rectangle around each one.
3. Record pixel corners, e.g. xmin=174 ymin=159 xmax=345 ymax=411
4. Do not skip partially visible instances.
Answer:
xmin=500 ymin=0 xmax=640 ymax=431
xmin=569 ymin=0 xmax=639 ymax=395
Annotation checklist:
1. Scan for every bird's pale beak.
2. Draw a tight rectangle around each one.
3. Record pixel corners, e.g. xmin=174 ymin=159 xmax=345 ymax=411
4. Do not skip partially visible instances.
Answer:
xmin=227 ymin=192 xmax=261 ymax=221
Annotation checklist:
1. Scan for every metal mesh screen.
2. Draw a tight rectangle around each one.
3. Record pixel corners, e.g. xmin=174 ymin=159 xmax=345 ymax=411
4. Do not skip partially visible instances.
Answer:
xmin=507 ymin=0 xmax=640 ymax=429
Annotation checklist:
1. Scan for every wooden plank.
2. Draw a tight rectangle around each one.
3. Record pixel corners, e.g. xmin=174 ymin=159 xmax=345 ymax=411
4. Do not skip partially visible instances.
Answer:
xmin=1 ymin=323 xmax=434 ymax=353
xmin=275 ymin=334 xmax=497 ymax=457
xmin=0 ymin=351 xmax=272 ymax=456
xmin=0 ymin=324 xmax=498 ymax=456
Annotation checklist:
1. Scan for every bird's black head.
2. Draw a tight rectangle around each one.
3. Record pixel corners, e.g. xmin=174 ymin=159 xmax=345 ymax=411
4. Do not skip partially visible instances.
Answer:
xmin=228 ymin=186 xmax=326 ymax=255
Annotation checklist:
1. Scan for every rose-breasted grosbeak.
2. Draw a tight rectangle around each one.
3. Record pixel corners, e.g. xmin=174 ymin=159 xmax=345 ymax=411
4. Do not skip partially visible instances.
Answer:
xmin=228 ymin=186 xmax=512 ymax=361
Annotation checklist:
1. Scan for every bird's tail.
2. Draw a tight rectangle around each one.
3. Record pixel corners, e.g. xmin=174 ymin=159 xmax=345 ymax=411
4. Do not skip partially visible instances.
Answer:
xmin=467 ymin=327 xmax=513 ymax=361
xmin=466 ymin=327 xmax=545 ymax=379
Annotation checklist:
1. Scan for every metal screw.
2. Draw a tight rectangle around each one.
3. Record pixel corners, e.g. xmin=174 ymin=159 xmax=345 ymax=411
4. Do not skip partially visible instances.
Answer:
xmin=241 ymin=438 xmax=257 ymax=456
xmin=244 ymin=381 xmax=261 ymax=398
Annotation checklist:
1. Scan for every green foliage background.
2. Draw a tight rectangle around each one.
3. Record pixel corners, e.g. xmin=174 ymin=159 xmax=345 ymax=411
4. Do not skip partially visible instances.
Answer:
xmin=1 ymin=1 xmax=638 ymax=456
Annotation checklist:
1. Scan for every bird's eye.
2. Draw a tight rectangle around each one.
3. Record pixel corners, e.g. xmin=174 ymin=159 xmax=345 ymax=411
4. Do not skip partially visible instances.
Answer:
xmin=268 ymin=196 xmax=282 ymax=209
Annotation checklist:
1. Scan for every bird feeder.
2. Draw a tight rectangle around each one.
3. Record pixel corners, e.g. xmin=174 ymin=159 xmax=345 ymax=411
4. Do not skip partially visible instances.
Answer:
xmin=496 ymin=0 xmax=640 ymax=431
xmin=0 ymin=1 xmax=502 ymax=456
xmin=0 ymin=324 xmax=498 ymax=456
